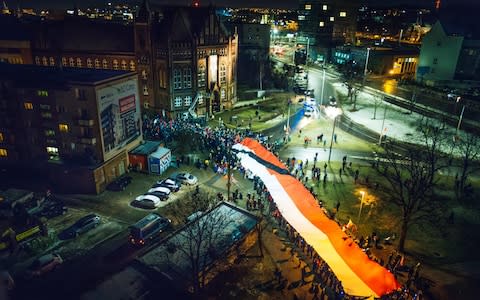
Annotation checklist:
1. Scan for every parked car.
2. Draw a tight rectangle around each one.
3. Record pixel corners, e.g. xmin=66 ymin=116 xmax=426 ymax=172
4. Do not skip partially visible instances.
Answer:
xmin=58 ymin=214 xmax=101 ymax=240
xmin=34 ymin=198 xmax=68 ymax=219
xmin=176 ymin=173 xmax=198 ymax=185
xmin=144 ymin=191 xmax=169 ymax=201
xmin=25 ymin=253 xmax=63 ymax=278
xmin=329 ymin=96 xmax=337 ymax=107
xmin=148 ymin=186 xmax=171 ymax=196
xmin=106 ymin=176 xmax=132 ymax=191
xmin=132 ymin=195 xmax=162 ymax=209
xmin=154 ymin=179 xmax=180 ymax=192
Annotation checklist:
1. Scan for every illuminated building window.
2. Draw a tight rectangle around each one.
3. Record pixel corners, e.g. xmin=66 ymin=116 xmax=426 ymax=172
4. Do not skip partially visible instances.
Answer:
xmin=24 ymin=102 xmax=33 ymax=110
xmin=49 ymin=57 xmax=55 ymax=66
xmin=102 ymin=59 xmax=108 ymax=69
xmin=173 ymin=68 xmax=182 ymax=89
xmin=0 ymin=132 xmax=3 ymax=142
xmin=87 ymin=58 xmax=93 ymax=68
xmin=183 ymin=68 xmax=192 ymax=88
xmin=221 ymin=89 xmax=226 ymax=100
xmin=37 ymin=90 xmax=48 ymax=97
xmin=129 ymin=60 xmax=135 ymax=71
xmin=330 ymin=16 xmax=335 ymax=21
xmin=305 ymin=4 xmax=311 ymax=10
xmin=76 ymin=58 xmax=82 ymax=67
xmin=319 ymin=21 xmax=325 ymax=27
xmin=45 ymin=129 xmax=55 ymax=137
xmin=113 ymin=59 xmax=119 ymax=70
xmin=323 ymin=5 xmax=328 ymax=10
xmin=121 ymin=60 xmax=127 ymax=70
xmin=46 ymin=146 xmax=59 ymax=159
xmin=220 ymin=64 xmax=226 ymax=84
xmin=298 ymin=15 xmax=305 ymax=21
xmin=198 ymin=94 xmax=204 ymax=105
xmin=41 ymin=56 xmax=47 ymax=66
xmin=40 ymin=104 xmax=51 ymax=110
xmin=174 ymin=96 xmax=182 ymax=107
xmin=340 ymin=11 xmax=347 ymax=17
xmin=69 ymin=58 xmax=75 ymax=67
xmin=58 ymin=124 xmax=69 ymax=132
xmin=184 ymin=96 xmax=192 ymax=106
xmin=35 ymin=56 xmax=40 ymax=65
xmin=0 ymin=148 xmax=7 ymax=157
xmin=62 ymin=57 xmax=67 ymax=66
xmin=197 ymin=65 xmax=206 ymax=87
xmin=142 ymin=70 xmax=148 ymax=80
xmin=143 ymin=85 xmax=149 ymax=96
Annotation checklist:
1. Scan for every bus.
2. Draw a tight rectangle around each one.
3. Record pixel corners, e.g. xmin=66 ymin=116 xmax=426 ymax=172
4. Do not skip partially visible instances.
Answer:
xmin=129 ymin=213 xmax=171 ymax=246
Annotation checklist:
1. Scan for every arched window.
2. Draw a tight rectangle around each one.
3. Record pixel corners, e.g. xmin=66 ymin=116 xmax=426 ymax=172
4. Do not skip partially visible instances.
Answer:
xmin=121 ymin=60 xmax=127 ymax=70
xmin=197 ymin=64 xmax=206 ymax=87
xmin=61 ymin=57 xmax=67 ymax=66
xmin=94 ymin=59 xmax=100 ymax=69
xmin=220 ymin=64 xmax=227 ymax=83
xmin=87 ymin=58 xmax=93 ymax=68
xmin=129 ymin=60 xmax=136 ymax=71
xmin=76 ymin=58 xmax=82 ymax=68
xmin=102 ymin=59 xmax=108 ymax=69
xmin=49 ymin=57 xmax=55 ymax=66
xmin=113 ymin=59 xmax=119 ymax=70
xmin=42 ymin=56 xmax=48 ymax=66
xmin=35 ymin=56 xmax=40 ymax=65
xmin=69 ymin=58 xmax=75 ymax=67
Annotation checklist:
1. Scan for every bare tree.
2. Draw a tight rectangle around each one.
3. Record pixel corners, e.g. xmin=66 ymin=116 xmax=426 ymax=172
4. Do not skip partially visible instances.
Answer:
xmin=374 ymin=119 xmax=448 ymax=252
xmin=455 ymin=133 xmax=479 ymax=201
xmin=163 ymin=193 xmax=234 ymax=294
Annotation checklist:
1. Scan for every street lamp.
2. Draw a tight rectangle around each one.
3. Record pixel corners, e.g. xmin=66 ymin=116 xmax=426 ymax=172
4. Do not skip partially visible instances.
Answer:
xmin=357 ymin=191 xmax=366 ymax=223
xmin=320 ymin=61 xmax=326 ymax=106
xmin=362 ymin=47 xmax=371 ymax=86
xmin=325 ymin=106 xmax=342 ymax=163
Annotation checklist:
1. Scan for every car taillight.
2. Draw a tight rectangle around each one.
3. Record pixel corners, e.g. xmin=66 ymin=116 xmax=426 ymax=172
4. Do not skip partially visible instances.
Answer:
xmin=130 ymin=238 xmax=136 ymax=244
xmin=140 ymin=239 xmax=145 ymax=245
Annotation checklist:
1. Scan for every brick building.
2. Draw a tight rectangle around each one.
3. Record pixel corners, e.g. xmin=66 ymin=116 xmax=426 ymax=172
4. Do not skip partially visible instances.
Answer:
xmin=0 ymin=63 xmax=142 ymax=193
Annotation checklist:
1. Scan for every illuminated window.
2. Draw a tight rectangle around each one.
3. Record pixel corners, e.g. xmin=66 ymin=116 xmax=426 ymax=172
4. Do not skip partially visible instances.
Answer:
xmin=42 ymin=56 xmax=48 ymax=66
xmin=87 ymin=58 xmax=93 ymax=68
xmin=113 ymin=59 xmax=119 ymax=70
xmin=46 ymin=147 xmax=59 ymax=159
xmin=37 ymin=90 xmax=48 ymax=97
xmin=183 ymin=68 xmax=192 ymax=88
xmin=221 ymin=89 xmax=226 ymax=100
xmin=143 ymin=85 xmax=149 ymax=96
xmin=62 ymin=57 xmax=67 ymax=66
xmin=322 ymin=4 xmax=328 ymax=10
xmin=298 ymin=15 xmax=305 ymax=21
xmin=173 ymin=69 xmax=182 ymax=89
xmin=319 ymin=22 xmax=325 ymax=27
xmin=69 ymin=58 xmax=75 ymax=67
xmin=76 ymin=58 xmax=82 ymax=67
xmin=121 ymin=60 xmax=127 ymax=70
xmin=49 ymin=57 xmax=55 ymax=66
xmin=340 ymin=11 xmax=347 ymax=17
xmin=197 ymin=65 xmax=206 ymax=87
xmin=102 ymin=59 xmax=108 ymax=69
xmin=24 ymin=102 xmax=33 ymax=110
xmin=0 ymin=148 xmax=7 ymax=157
xmin=40 ymin=104 xmax=51 ymax=110
xmin=142 ymin=70 xmax=148 ymax=80
xmin=184 ymin=96 xmax=192 ymax=106
xmin=0 ymin=132 xmax=3 ymax=142
xmin=44 ymin=129 xmax=55 ymax=137
xmin=35 ymin=56 xmax=40 ymax=65
xmin=305 ymin=4 xmax=311 ymax=10
xmin=174 ymin=96 xmax=182 ymax=107
xmin=220 ymin=64 xmax=226 ymax=84
xmin=95 ymin=59 xmax=100 ymax=68
xmin=198 ymin=94 xmax=204 ymax=105
xmin=58 ymin=124 xmax=69 ymax=132
xmin=41 ymin=112 xmax=52 ymax=119
xmin=330 ymin=16 xmax=335 ymax=21
xmin=129 ymin=60 xmax=135 ymax=71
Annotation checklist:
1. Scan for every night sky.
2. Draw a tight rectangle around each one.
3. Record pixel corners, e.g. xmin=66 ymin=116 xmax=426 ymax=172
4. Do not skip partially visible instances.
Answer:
xmin=6 ymin=0 xmax=475 ymax=9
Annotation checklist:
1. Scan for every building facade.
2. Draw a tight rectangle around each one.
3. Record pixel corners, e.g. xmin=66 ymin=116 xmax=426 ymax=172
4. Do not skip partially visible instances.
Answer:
xmin=0 ymin=1 xmax=238 ymax=118
xmin=416 ymin=20 xmax=480 ymax=85
xmin=0 ymin=63 xmax=142 ymax=193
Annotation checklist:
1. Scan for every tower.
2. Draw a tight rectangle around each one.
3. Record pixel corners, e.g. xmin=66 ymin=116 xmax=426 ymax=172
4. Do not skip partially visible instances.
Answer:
xmin=134 ymin=0 xmax=154 ymax=109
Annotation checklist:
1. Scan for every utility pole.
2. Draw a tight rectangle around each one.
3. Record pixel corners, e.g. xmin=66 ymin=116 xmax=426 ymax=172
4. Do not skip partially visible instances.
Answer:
xmin=379 ymin=98 xmax=388 ymax=145
xmin=227 ymin=161 xmax=232 ymax=201
xmin=320 ymin=63 xmax=326 ymax=106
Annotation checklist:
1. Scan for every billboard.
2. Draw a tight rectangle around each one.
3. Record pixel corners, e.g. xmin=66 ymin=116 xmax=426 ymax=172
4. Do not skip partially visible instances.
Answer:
xmin=97 ymin=79 xmax=141 ymax=154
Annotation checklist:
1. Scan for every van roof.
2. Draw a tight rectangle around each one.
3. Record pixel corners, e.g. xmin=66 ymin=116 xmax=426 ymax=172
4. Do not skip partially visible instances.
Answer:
xmin=132 ymin=213 xmax=163 ymax=229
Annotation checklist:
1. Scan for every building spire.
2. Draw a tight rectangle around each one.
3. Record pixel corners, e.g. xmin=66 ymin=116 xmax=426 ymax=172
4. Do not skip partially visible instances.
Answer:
xmin=136 ymin=0 xmax=151 ymax=23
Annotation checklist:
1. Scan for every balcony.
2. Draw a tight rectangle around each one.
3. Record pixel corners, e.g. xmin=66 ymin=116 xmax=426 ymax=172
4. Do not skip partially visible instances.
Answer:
xmin=78 ymin=119 xmax=95 ymax=126
xmin=78 ymin=136 xmax=97 ymax=145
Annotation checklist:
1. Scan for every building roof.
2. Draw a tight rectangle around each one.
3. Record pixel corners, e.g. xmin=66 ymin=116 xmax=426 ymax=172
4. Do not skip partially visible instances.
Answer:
xmin=0 ymin=63 xmax=133 ymax=88
xmin=26 ymin=16 xmax=134 ymax=53
xmin=129 ymin=141 xmax=161 ymax=156
xmin=148 ymin=147 xmax=170 ymax=159
xmin=137 ymin=202 xmax=258 ymax=287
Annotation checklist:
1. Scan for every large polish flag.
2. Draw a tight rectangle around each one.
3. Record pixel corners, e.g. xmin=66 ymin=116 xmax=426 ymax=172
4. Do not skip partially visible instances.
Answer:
xmin=233 ymin=138 xmax=400 ymax=298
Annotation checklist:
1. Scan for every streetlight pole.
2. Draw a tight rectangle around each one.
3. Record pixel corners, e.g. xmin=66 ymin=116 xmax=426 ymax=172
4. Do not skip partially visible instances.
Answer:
xmin=320 ymin=63 xmax=326 ymax=106
xmin=456 ymin=104 xmax=466 ymax=137
xmin=328 ymin=115 xmax=337 ymax=163
xmin=379 ymin=97 xmax=388 ymax=146
xmin=362 ymin=47 xmax=371 ymax=87
xmin=285 ymin=99 xmax=291 ymax=143
xmin=357 ymin=191 xmax=365 ymax=223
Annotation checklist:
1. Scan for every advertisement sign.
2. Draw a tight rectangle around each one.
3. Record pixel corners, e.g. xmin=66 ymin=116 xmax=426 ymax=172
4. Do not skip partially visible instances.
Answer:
xmin=97 ymin=79 xmax=141 ymax=154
